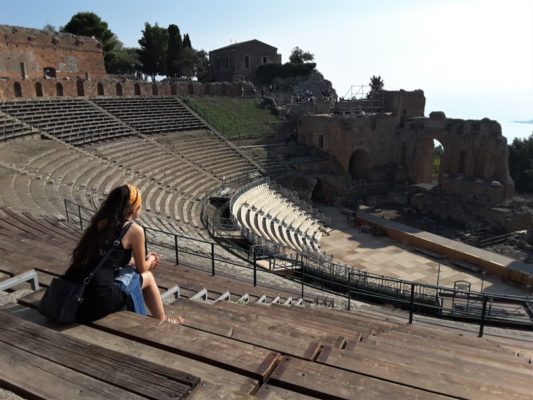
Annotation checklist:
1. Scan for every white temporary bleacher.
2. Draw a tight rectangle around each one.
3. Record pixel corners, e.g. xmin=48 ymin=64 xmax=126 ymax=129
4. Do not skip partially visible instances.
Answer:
xmin=231 ymin=181 xmax=323 ymax=253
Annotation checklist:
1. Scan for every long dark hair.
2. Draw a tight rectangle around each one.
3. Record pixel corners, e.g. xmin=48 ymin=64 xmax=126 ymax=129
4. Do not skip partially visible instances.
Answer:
xmin=71 ymin=185 xmax=134 ymax=267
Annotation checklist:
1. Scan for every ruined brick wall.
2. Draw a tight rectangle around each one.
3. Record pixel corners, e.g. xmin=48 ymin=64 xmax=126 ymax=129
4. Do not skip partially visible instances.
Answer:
xmin=297 ymin=90 xmax=514 ymax=203
xmin=383 ymin=89 xmax=425 ymax=117
xmin=0 ymin=25 xmax=106 ymax=80
xmin=0 ymin=77 xmax=255 ymax=99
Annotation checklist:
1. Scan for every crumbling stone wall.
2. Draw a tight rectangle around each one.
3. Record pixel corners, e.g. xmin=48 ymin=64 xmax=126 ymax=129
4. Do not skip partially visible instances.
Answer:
xmin=0 ymin=25 xmax=106 ymax=80
xmin=0 ymin=78 xmax=255 ymax=100
xmin=297 ymin=90 xmax=514 ymax=204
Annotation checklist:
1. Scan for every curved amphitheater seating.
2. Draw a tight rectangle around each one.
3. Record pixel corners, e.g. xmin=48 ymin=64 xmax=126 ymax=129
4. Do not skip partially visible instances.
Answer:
xmin=92 ymin=96 xmax=206 ymax=134
xmin=2 ymin=209 xmax=533 ymax=400
xmin=232 ymin=182 xmax=323 ymax=252
xmin=0 ymin=98 xmax=138 ymax=145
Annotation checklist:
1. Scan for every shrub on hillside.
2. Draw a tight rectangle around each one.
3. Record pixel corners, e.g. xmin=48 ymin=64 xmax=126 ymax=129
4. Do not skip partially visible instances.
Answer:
xmin=255 ymin=62 xmax=316 ymax=84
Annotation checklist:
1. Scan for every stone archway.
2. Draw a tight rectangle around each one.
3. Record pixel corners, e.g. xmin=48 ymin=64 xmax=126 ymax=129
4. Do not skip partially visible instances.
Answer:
xmin=35 ymin=82 xmax=43 ymax=97
xmin=76 ymin=80 xmax=85 ymax=96
xmin=116 ymin=83 xmax=123 ymax=96
xmin=152 ymin=84 xmax=159 ymax=95
xmin=413 ymin=136 xmax=447 ymax=184
xmin=13 ymin=82 xmax=22 ymax=97
xmin=97 ymin=82 xmax=104 ymax=96
xmin=55 ymin=82 xmax=63 ymax=96
xmin=134 ymin=83 xmax=141 ymax=95
xmin=349 ymin=149 xmax=370 ymax=179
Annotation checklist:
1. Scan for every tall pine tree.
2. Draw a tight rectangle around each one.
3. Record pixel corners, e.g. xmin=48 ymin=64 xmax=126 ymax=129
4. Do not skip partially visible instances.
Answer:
xmin=167 ymin=24 xmax=183 ymax=78
xmin=183 ymin=33 xmax=192 ymax=48
xmin=138 ymin=22 xmax=168 ymax=80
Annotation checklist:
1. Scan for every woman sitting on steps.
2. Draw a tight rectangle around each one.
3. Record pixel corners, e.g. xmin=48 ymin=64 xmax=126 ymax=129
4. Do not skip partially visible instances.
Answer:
xmin=64 ymin=184 xmax=184 ymax=325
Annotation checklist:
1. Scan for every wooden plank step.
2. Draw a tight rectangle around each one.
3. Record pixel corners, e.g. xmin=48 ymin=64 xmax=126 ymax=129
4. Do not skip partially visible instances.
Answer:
xmin=6 ymin=305 xmax=260 ymax=399
xmin=212 ymin=300 xmax=358 ymax=346
xmin=0 ymin=340 xmax=147 ymax=400
xmin=0 ymin=311 xmax=200 ymax=399
xmin=380 ymin=330 xmax=533 ymax=365
xmin=255 ymin=384 xmax=316 ymax=399
xmin=363 ymin=333 xmax=533 ymax=371
xmin=316 ymin=346 xmax=532 ymax=400
xmin=267 ymin=356 xmax=448 ymax=400
xmin=168 ymin=298 xmax=325 ymax=359
xmin=91 ymin=310 xmax=281 ymax=382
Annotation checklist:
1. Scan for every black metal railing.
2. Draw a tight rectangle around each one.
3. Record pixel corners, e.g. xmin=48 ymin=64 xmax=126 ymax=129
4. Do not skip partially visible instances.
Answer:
xmin=64 ymin=198 xmax=533 ymax=335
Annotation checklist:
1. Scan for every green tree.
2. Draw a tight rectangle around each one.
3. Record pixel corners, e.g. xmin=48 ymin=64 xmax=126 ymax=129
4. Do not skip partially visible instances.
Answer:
xmin=107 ymin=41 xmax=141 ymax=75
xmin=432 ymin=144 xmax=444 ymax=175
xmin=195 ymin=50 xmax=210 ymax=82
xmin=166 ymin=24 xmax=183 ymax=78
xmin=509 ymin=133 xmax=533 ymax=193
xmin=138 ymin=22 xmax=168 ymax=80
xmin=368 ymin=75 xmax=384 ymax=98
xmin=183 ymin=33 xmax=192 ymax=48
xmin=289 ymin=46 xmax=314 ymax=64
xmin=62 ymin=12 xmax=117 ymax=70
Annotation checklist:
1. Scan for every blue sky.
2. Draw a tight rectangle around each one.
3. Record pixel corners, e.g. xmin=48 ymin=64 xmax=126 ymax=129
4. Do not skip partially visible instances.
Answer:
xmin=1 ymin=0 xmax=532 ymax=141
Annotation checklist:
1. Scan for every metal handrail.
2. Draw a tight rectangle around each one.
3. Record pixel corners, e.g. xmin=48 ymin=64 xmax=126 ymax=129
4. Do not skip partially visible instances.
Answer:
xmin=64 ymin=198 xmax=533 ymax=334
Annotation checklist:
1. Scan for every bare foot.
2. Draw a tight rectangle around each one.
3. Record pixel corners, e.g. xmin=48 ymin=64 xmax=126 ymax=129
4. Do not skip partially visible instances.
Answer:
xmin=165 ymin=315 xmax=184 ymax=325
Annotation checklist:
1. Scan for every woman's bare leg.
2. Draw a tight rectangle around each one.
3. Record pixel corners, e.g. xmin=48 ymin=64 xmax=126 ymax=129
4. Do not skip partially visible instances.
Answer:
xmin=141 ymin=271 xmax=166 ymax=320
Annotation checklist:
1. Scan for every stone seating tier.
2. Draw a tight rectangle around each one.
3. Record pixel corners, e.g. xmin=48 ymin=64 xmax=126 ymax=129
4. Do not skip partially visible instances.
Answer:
xmin=0 ymin=98 xmax=138 ymax=145
xmin=91 ymin=96 xmax=207 ymax=134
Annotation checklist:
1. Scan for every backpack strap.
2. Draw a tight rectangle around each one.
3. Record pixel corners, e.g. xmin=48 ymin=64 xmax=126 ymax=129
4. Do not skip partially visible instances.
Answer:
xmin=83 ymin=222 xmax=133 ymax=285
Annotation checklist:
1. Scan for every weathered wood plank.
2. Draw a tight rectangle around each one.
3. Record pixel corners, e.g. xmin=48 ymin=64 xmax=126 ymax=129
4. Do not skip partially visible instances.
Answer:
xmin=268 ymin=356 xmax=449 ymax=400
xmin=318 ymin=346 xmax=532 ymax=400
xmin=214 ymin=300 xmax=359 ymax=344
xmin=0 ymin=311 xmax=199 ymax=400
xmin=363 ymin=334 xmax=533 ymax=373
xmin=255 ymin=384 xmax=317 ymax=400
xmin=378 ymin=330 xmax=533 ymax=366
xmin=91 ymin=310 xmax=281 ymax=381
xmin=4 ymin=305 xmax=260 ymax=399
xmin=168 ymin=299 xmax=330 ymax=358
xmin=0 ymin=341 xmax=147 ymax=400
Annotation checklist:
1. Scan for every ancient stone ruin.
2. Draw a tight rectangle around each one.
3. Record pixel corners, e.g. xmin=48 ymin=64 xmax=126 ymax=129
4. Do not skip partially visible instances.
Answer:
xmin=298 ymin=89 xmax=514 ymax=204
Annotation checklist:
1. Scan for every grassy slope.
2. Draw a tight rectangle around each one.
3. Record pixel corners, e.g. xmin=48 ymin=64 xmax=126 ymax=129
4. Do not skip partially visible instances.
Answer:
xmin=183 ymin=97 xmax=278 ymax=139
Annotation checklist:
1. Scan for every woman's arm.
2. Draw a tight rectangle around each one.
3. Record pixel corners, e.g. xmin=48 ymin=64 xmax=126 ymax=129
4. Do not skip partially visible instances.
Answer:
xmin=124 ymin=223 xmax=157 ymax=273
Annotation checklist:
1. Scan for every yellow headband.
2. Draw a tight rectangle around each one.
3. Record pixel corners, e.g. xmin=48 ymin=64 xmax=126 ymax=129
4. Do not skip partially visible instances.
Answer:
xmin=127 ymin=184 xmax=142 ymax=211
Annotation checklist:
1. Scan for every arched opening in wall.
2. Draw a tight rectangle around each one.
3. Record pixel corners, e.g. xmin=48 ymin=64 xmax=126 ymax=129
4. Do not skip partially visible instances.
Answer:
xmin=55 ymin=83 xmax=63 ymax=96
xmin=170 ymin=84 xmax=177 ymax=95
xmin=432 ymin=140 xmax=445 ymax=183
xmin=187 ymin=84 xmax=194 ymax=95
xmin=349 ymin=149 xmax=370 ymax=180
xmin=97 ymin=82 xmax=104 ymax=96
xmin=152 ymin=84 xmax=158 ymax=95
xmin=13 ymin=82 xmax=22 ymax=97
xmin=43 ymin=67 xmax=56 ymax=78
xmin=76 ymin=80 xmax=85 ymax=96
xmin=134 ymin=83 xmax=141 ymax=95
xmin=35 ymin=82 xmax=43 ymax=97
xmin=414 ymin=138 xmax=446 ymax=185
xmin=116 ymin=83 xmax=123 ymax=96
